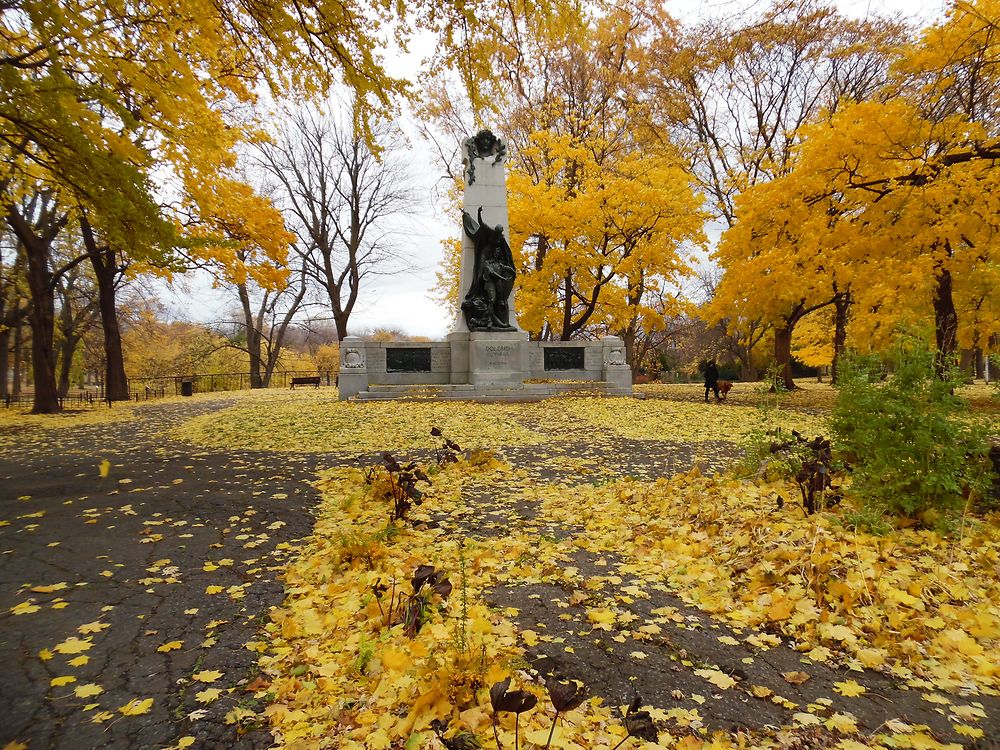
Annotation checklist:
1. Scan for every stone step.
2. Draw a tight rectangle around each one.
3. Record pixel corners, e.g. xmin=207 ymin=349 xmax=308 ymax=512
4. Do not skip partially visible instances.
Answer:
xmin=351 ymin=382 xmax=631 ymax=402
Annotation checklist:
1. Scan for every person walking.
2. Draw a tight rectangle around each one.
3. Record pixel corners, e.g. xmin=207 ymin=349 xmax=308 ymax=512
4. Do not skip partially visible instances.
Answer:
xmin=704 ymin=360 xmax=720 ymax=402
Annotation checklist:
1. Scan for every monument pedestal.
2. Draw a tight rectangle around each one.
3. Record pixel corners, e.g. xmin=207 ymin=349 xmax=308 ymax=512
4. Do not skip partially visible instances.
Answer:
xmin=468 ymin=331 xmax=528 ymax=387
xmin=446 ymin=331 xmax=470 ymax=384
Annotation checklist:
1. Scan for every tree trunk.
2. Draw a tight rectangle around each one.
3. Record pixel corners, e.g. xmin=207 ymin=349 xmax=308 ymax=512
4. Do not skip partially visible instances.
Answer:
xmin=12 ymin=316 xmax=23 ymax=397
xmin=774 ymin=325 xmax=795 ymax=391
xmin=237 ymin=281 xmax=264 ymax=388
xmin=831 ymin=291 xmax=851 ymax=384
xmin=975 ymin=348 xmax=985 ymax=380
xmin=24 ymin=241 xmax=60 ymax=413
xmin=932 ymin=263 xmax=959 ymax=374
xmin=81 ymin=218 xmax=129 ymax=400
xmin=0 ymin=327 xmax=8 ymax=399
xmin=560 ymin=271 xmax=573 ymax=341
xmin=958 ymin=349 xmax=975 ymax=379
xmin=57 ymin=336 xmax=77 ymax=397
xmin=621 ymin=327 xmax=637 ymax=377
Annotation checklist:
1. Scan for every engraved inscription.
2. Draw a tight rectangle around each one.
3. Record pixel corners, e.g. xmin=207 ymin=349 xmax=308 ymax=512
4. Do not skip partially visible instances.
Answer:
xmin=483 ymin=343 xmax=515 ymax=369
xmin=430 ymin=347 xmax=451 ymax=372
xmin=544 ymin=347 xmax=585 ymax=371
xmin=386 ymin=348 xmax=432 ymax=373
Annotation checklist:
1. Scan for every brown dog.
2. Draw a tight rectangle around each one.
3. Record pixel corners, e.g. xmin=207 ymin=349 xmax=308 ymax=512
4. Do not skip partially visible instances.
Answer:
xmin=718 ymin=380 xmax=733 ymax=400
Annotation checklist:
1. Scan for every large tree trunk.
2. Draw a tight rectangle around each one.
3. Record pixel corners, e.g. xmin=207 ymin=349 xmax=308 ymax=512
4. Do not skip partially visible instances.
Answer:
xmin=57 ymin=336 xmax=77 ymax=397
xmin=81 ymin=218 xmax=129 ymax=400
xmin=831 ymin=290 xmax=851 ymax=384
xmin=12 ymin=316 xmax=23 ymax=397
xmin=932 ymin=263 xmax=959 ymax=375
xmin=237 ymin=281 xmax=264 ymax=388
xmin=0 ymin=328 xmax=8 ymax=399
xmin=958 ymin=349 xmax=975 ymax=379
xmin=975 ymin=348 xmax=986 ymax=380
xmin=7 ymin=207 xmax=61 ymax=413
xmin=24 ymin=242 xmax=59 ymax=413
xmin=774 ymin=324 xmax=795 ymax=391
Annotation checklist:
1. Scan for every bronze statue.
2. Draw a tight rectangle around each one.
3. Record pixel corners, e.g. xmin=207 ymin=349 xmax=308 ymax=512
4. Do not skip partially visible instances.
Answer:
xmin=461 ymin=207 xmax=516 ymax=331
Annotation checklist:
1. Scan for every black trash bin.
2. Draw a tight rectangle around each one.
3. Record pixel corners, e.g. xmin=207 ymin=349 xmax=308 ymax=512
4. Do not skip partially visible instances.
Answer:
xmin=181 ymin=379 xmax=193 ymax=397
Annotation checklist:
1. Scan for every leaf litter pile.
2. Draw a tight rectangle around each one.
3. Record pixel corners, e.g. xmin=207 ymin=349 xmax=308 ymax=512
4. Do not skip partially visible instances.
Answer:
xmin=187 ymin=390 xmax=1000 ymax=750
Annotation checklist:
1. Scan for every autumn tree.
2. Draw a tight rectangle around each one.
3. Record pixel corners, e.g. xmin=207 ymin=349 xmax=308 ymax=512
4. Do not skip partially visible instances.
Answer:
xmin=714 ymin=0 xmax=1000 ymax=379
xmin=223 ymin=251 xmax=308 ymax=388
xmin=4 ymin=0 xmax=548 ymax=410
xmin=257 ymin=109 xmax=417 ymax=341
xmin=423 ymin=0 xmax=704 ymax=361
xmin=652 ymin=2 xmax=905 ymax=387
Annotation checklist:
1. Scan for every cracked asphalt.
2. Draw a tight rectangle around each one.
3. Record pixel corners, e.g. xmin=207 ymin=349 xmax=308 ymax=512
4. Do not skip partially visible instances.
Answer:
xmin=0 ymin=396 xmax=330 ymax=750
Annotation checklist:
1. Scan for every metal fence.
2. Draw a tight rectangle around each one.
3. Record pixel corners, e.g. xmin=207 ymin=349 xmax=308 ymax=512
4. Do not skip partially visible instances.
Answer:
xmin=2 ymin=369 xmax=337 ymax=410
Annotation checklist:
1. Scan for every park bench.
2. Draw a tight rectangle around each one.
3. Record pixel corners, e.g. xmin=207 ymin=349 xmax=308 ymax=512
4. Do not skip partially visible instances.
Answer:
xmin=290 ymin=376 xmax=321 ymax=389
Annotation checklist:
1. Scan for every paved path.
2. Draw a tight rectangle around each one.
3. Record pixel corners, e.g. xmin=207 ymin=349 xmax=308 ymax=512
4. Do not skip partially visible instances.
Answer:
xmin=3 ymin=395 xmax=997 ymax=749
xmin=0 ymin=398 xmax=328 ymax=750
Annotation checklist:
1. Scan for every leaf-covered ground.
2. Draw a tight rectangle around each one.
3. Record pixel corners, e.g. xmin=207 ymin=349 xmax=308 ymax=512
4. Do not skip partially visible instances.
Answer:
xmin=172 ymin=388 xmax=827 ymax=456
xmin=3 ymin=386 xmax=998 ymax=750
xmin=0 ymin=396 xmax=328 ymax=750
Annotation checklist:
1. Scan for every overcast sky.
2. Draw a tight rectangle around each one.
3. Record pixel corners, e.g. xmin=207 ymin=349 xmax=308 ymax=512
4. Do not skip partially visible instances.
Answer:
xmin=156 ymin=0 xmax=950 ymax=340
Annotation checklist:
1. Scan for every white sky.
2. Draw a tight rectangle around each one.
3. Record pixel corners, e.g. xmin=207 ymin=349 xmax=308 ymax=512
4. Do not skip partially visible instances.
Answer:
xmin=156 ymin=0 xmax=949 ymax=340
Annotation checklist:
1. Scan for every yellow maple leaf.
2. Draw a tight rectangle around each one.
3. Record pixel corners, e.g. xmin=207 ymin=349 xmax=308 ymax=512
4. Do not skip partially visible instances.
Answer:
xmin=75 ymin=683 xmax=104 ymax=698
xmin=77 ymin=621 xmax=109 ymax=634
xmin=694 ymin=668 xmax=737 ymax=690
xmin=157 ymin=641 xmax=183 ymax=653
xmin=953 ymin=724 xmax=984 ymax=739
xmin=205 ymin=585 xmax=224 ymax=595
xmin=833 ymin=680 xmax=866 ymax=697
xmin=836 ymin=740 xmax=871 ymax=750
xmin=30 ymin=583 xmax=67 ymax=593
xmin=805 ymin=646 xmax=831 ymax=663
xmin=195 ymin=688 xmax=222 ymax=703
xmin=11 ymin=601 xmax=40 ymax=616
xmin=68 ymin=656 xmax=89 ymax=667
xmin=51 ymin=676 xmax=76 ymax=687
xmin=826 ymin=712 xmax=858 ymax=732
xmin=99 ymin=460 xmax=111 ymax=478
xmin=192 ymin=670 xmax=223 ymax=683
xmin=380 ymin=647 xmax=411 ymax=671
xmin=118 ymin=698 xmax=154 ymax=716
xmin=586 ymin=607 xmax=616 ymax=630
xmin=856 ymin=647 xmax=885 ymax=667
xmin=53 ymin=637 xmax=92 ymax=654
xmin=766 ymin=597 xmax=795 ymax=621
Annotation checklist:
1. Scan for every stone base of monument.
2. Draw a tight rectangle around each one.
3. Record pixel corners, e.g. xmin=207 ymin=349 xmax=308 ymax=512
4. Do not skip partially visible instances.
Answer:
xmin=338 ymin=334 xmax=633 ymax=401
xmin=467 ymin=331 xmax=529 ymax=386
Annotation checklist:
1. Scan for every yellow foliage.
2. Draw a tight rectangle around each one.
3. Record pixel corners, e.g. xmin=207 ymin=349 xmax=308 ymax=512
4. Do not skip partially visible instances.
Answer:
xmin=710 ymin=0 xmax=1000 ymax=359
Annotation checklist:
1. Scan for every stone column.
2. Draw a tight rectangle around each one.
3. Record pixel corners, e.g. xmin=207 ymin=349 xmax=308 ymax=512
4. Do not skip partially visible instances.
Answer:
xmin=337 ymin=337 xmax=368 ymax=400
xmin=602 ymin=336 xmax=632 ymax=393
xmin=449 ymin=131 xmax=528 ymax=388
xmin=452 ymin=134 xmax=521 ymax=333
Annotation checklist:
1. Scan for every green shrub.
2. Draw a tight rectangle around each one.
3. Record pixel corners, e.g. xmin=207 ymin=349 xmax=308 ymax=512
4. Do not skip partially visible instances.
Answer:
xmin=831 ymin=344 xmax=991 ymax=518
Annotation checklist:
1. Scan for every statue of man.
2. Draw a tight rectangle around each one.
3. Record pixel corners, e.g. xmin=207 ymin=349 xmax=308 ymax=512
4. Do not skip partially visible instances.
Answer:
xmin=461 ymin=207 xmax=516 ymax=331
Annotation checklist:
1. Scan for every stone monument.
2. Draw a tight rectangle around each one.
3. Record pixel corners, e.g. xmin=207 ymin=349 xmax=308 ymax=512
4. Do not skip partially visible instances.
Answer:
xmin=447 ymin=129 xmax=530 ymax=387
xmin=337 ymin=129 xmax=632 ymax=400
